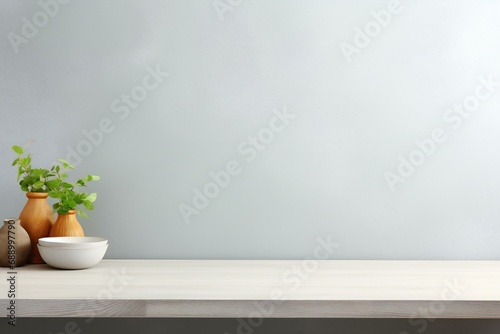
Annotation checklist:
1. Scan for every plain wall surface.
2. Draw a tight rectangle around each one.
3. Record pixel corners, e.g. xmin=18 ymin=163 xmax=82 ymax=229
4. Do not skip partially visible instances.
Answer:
xmin=1 ymin=0 xmax=500 ymax=260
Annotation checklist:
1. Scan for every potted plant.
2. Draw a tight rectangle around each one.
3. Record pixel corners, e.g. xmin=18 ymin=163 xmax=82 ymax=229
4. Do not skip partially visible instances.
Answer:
xmin=47 ymin=159 xmax=100 ymax=237
xmin=12 ymin=144 xmax=56 ymax=263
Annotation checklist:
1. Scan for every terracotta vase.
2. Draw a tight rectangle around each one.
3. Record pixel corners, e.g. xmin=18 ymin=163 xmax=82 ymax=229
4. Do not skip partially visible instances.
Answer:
xmin=50 ymin=210 xmax=85 ymax=237
xmin=0 ymin=219 xmax=31 ymax=267
xmin=19 ymin=192 xmax=55 ymax=264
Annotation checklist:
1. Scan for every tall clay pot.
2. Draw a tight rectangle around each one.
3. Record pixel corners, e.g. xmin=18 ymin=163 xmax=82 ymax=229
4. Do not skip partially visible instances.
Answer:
xmin=19 ymin=192 xmax=55 ymax=264
xmin=50 ymin=210 xmax=85 ymax=237
xmin=0 ymin=219 xmax=31 ymax=267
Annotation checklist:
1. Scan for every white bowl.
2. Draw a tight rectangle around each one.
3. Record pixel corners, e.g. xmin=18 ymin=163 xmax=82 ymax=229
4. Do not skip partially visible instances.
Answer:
xmin=38 ymin=244 xmax=108 ymax=270
xmin=38 ymin=237 xmax=108 ymax=249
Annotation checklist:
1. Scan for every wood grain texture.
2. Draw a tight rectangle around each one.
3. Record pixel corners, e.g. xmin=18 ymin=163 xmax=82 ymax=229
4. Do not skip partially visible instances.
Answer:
xmin=1 ymin=260 xmax=500 ymax=318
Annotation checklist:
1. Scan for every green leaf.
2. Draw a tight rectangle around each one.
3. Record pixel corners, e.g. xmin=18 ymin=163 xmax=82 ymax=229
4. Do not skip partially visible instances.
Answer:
xmin=77 ymin=209 xmax=88 ymax=219
xmin=11 ymin=158 xmax=19 ymax=166
xmin=58 ymin=207 xmax=70 ymax=215
xmin=33 ymin=181 xmax=45 ymax=189
xmin=62 ymin=182 xmax=73 ymax=189
xmin=46 ymin=180 xmax=59 ymax=190
xmin=12 ymin=145 xmax=24 ymax=154
xmin=18 ymin=158 xmax=26 ymax=168
xmin=48 ymin=192 xmax=59 ymax=199
xmin=57 ymin=159 xmax=75 ymax=169
xmin=86 ymin=193 xmax=97 ymax=203
xmin=83 ymin=200 xmax=94 ymax=210
xmin=87 ymin=175 xmax=101 ymax=181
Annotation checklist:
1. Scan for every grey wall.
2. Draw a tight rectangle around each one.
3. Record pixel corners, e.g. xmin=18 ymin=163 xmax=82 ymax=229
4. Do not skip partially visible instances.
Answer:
xmin=1 ymin=0 xmax=499 ymax=260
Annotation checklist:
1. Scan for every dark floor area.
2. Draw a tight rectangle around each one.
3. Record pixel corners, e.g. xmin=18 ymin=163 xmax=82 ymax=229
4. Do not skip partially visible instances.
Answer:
xmin=2 ymin=318 xmax=500 ymax=334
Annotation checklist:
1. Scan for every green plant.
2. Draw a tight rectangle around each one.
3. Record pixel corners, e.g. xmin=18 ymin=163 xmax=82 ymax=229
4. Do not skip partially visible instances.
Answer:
xmin=47 ymin=159 xmax=100 ymax=219
xmin=11 ymin=144 xmax=100 ymax=218
xmin=11 ymin=145 xmax=54 ymax=193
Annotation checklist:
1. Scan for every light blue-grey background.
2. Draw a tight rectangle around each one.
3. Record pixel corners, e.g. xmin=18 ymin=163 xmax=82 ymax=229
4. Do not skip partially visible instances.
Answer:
xmin=1 ymin=0 xmax=499 ymax=260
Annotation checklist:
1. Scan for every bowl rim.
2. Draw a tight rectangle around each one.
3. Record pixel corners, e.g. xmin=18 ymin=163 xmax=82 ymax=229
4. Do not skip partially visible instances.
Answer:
xmin=39 ymin=236 xmax=108 ymax=243
xmin=38 ymin=237 xmax=108 ymax=248
xmin=37 ymin=244 xmax=108 ymax=251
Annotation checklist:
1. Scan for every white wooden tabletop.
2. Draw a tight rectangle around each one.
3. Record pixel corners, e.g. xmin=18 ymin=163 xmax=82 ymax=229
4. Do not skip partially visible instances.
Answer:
xmin=2 ymin=260 xmax=500 ymax=318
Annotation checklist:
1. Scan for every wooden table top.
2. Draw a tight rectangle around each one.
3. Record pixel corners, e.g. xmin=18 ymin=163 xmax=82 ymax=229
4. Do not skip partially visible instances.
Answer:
xmin=3 ymin=260 xmax=500 ymax=318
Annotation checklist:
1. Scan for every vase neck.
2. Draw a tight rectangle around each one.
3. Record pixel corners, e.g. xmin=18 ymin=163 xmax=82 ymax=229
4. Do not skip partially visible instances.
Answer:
xmin=59 ymin=210 xmax=77 ymax=216
xmin=26 ymin=192 xmax=49 ymax=199
xmin=3 ymin=218 xmax=21 ymax=225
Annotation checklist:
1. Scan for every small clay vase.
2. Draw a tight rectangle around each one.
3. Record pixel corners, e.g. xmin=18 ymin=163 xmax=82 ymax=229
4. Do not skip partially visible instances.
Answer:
xmin=0 ymin=219 xmax=31 ymax=267
xmin=19 ymin=192 xmax=55 ymax=264
xmin=50 ymin=210 xmax=85 ymax=237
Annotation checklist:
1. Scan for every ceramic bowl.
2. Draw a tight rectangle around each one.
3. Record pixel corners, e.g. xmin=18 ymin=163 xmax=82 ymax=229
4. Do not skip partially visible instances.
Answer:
xmin=38 ymin=244 xmax=108 ymax=270
xmin=38 ymin=237 xmax=108 ymax=249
